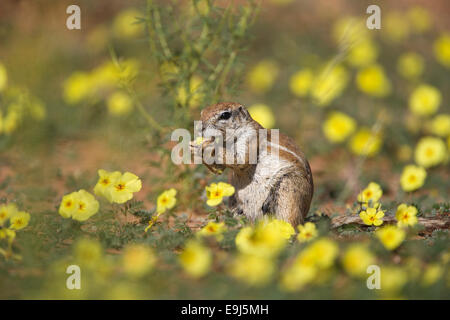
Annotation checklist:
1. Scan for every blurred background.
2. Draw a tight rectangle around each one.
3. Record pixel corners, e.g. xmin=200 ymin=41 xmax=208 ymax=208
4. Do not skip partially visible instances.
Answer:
xmin=0 ymin=0 xmax=449 ymax=299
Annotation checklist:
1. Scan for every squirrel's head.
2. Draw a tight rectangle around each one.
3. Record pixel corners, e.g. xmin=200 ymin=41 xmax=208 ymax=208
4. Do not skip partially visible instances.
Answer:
xmin=199 ymin=102 xmax=260 ymax=141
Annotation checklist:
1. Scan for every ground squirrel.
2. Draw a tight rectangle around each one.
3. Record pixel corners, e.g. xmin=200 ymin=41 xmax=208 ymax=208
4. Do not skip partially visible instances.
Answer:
xmin=191 ymin=102 xmax=314 ymax=226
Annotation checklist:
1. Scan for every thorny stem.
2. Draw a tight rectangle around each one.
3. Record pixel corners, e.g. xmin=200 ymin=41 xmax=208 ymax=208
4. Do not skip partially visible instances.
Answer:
xmin=151 ymin=1 xmax=173 ymax=60
xmin=214 ymin=51 xmax=237 ymax=98
xmin=126 ymin=85 xmax=165 ymax=132
xmin=144 ymin=0 xmax=259 ymax=111
xmin=109 ymin=47 xmax=164 ymax=133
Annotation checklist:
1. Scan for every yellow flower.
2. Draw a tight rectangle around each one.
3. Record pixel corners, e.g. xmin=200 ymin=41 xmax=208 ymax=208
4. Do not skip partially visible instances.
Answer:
xmin=347 ymin=39 xmax=378 ymax=68
xmin=322 ymin=111 xmax=356 ymax=143
xmin=289 ymin=69 xmax=314 ymax=97
xmin=59 ymin=192 xmax=79 ymax=219
xmin=2 ymin=109 xmax=20 ymax=134
xmin=0 ymin=203 xmax=17 ymax=226
xmin=0 ymin=62 xmax=7 ymax=91
xmin=72 ymin=190 xmax=100 ymax=222
xmin=94 ymin=169 xmax=121 ymax=199
xmin=176 ymin=76 xmax=203 ymax=108
xmin=145 ymin=188 xmax=177 ymax=232
xmin=228 ymin=253 xmax=274 ymax=286
xmin=349 ymin=128 xmax=383 ymax=157
xmin=197 ymin=221 xmax=226 ymax=241
xmin=74 ymin=238 xmax=103 ymax=268
xmin=63 ymin=72 xmax=92 ymax=104
xmin=113 ymin=9 xmax=143 ymax=38
xmin=235 ymin=220 xmax=291 ymax=258
xmin=409 ymin=84 xmax=442 ymax=116
xmin=414 ymin=136 xmax=446 ymax=168
xmin=397 ymin=52 xmax=424 ymax=79
xmin=89 ymin=60 xmax=139 ymax=92
xmin=105 ymin=172 xmax=142 ymax=204
xmin=407 ymin=6 xmax=431 ymax=34
xmin=383 ymin=12 xmax=410 ymax=43
xmin=311 ymin=64 xmax=349 ymax=106
xmin=280 ymin=261 xmax=316 ymax=292
xmin=262 ymin=218 xmax=295 ymax=239
xmin=395 ymin=204 xmax=418 ymax=228
xmin=205 ymin=182 xmax=235 ymax=207
xmin=247 ymin=60 xmax=279 ymax=94
xmin=9 ymin=211 xmax=30 ymax=230
xmin=107 ymin=92 xmax=133 ymax=116
xmin=433 ymin=33 xmax=450 ymax=68
xmin=342 ymin=244 xmax=375 ymax=277
xmin=380 ymin=266 xmax=408 ymax=293
xmin=0 ymin=228 xmax=16 ymax=244
xmin=281 ymin=238 xmax=337 ymax=291
xmin=376 ymin=225 xmax=405 ymax=251
xmin=356 ymin=64 xmax=391 ymax=97
xmin=248 ymin=104 xmax=275 ymax=128
xmin=156 ymin=188 xmax=177 ymax=214
xmin=122 ymin=244 xmax=156 ymax=278
xmin=59 ymin=190 xmax=99 ymax=222
xmin=357 ymin=182 xmax=382 ymax=207
xmin=179 ymin=240 xmax=212 ymax=278
xmin=430 ymin=114 xmax=450 ymax=137
xmin=360 ymin=207 xmax=384 ymax=226
xmin=297 ymin=222 xmax=318 ymax=243
xmin=299 ymin=238 xmax=339 ymax=269
xmin=400 ymin=165 xmax=427 ymax=192
xmin=422 ymin=264 xmax=443 ymax=286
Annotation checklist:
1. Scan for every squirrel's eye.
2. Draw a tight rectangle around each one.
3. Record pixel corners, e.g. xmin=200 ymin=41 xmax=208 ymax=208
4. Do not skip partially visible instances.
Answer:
xmin=218 ymin=111 xmax=232 ymax=120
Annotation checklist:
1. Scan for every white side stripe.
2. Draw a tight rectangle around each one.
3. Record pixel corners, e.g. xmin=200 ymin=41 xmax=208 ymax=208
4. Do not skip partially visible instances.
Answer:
xmin=268 ymin=142 xmax=305 ymax=168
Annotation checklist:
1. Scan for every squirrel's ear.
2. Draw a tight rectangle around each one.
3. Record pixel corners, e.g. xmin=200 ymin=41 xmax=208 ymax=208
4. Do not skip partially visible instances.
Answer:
xmin=238 ymin=105 xmax=251 ymax=120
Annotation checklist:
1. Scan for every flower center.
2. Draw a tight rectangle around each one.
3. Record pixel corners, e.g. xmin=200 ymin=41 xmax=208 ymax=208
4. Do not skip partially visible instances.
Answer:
xmin=425 ymin=148 xmax=434 ymax=157
xmin=101 ymin=178 xmax=110 ymax=186
xmin=79 ymin=203 xmax=86 ymax=211
xmin=116 ymin=183 xmax=125 ymax=191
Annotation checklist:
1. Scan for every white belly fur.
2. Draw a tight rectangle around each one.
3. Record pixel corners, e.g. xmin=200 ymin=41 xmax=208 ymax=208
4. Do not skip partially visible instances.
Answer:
xmin=231 ymin=154 xmax=292 ymax=221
